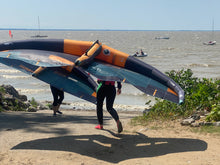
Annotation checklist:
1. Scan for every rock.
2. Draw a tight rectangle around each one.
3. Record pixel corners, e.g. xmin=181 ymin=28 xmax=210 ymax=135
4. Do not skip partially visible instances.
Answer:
xmin=213 ymin=121 xmax=220 ymax=127
xmin=1 ymin=84 xmax=27 ymax=101
xmin=181 ymin=118 xmax=195 ymax=126
xmin=3 ymin=94 xmax=28 ymax=110
xmin=24 ymin=101 xmax=31 ymax=107
xmin=1 ymin=85 xmax=20 ymax=98
xmin=19 ymin=95 xmax=28 ymax=101
xmin=3 ymin=96 xmax=15 ymax=106
xmin=203 ymin=122 xmax=213 ymax=126
xmin=2 ymin=104 xmax=10 ymax=110
xmin=0 ymin=84 xmax=47 ymax=112
xmin=17 ymin=100 xmax=29 ymax=109
xmin=3 ymin=93 xmax=13 ymax=99
xmin=27 ymin=106 xmax=37 ymax=112
xmin=37 ymin=104 xmax=47 ymax=110
xmin=0 ymin=93 xmax=2 ymax=103
xmin=191 ymin=114 xmax=200 ymax=120
xmin=199 ymin=121 xmax=205 ymax=126
xmin=143 ymin=109 xmax=151 ymax=115
xmin=0 ymin=84 xmax=32 ymax=111
xmin=191 ymin=122 xmax=200 ymax=127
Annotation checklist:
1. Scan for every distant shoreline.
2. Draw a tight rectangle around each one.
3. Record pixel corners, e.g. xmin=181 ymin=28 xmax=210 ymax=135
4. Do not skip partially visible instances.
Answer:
xmin=0 ymin=28 xmax=219 ymax=32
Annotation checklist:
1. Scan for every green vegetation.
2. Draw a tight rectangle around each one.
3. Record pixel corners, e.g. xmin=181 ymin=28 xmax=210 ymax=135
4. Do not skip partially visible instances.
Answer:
xmin=0 ymin=106 xmax=3 ymax=112
xmin=30 ymin=97 xmax=38 ymax=108
xmin=133 ymin=69 xmax=220 ymax=124
xmin=0 ymin=86 xmax=6 ymax=112
xmin=47 ymin=103 xmax=53 ymax=110
xmin=191 ymin=125 xmax=220 ymax=136
xmin=206 ymin=104 xmax=220 ymax=122
xmin=0 ymin=86 xmax=5 ymax=93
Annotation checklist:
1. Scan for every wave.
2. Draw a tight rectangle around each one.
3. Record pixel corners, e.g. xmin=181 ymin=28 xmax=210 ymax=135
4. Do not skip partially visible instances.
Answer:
xmin=121 ymin=92 xmax=145 ymax=96
xmin=67 ymin=102 xmax=148 ymax=111
xmin=1 ymin=75 xmax=30 ymax=79
xmin=188 ymin=63 xmax=210 ymax=67
xmin=0 ymin=69 xmax=21 ymax=73
xmin=16 ymin=88 xmax=50 ymax=94
xmin=20 ymin=88 xmax=145 ymax=97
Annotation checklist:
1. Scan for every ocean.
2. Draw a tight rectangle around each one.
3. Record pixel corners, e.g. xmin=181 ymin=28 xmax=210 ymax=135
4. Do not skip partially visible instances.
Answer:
xmin=0 ymin=30 xmax=219 ymax=110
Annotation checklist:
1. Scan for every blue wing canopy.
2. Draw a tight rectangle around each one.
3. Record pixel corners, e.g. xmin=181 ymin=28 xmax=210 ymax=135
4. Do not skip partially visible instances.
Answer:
xmin=0 ymin=39 xmax=184 ymax=104
xmin=0 ymin=50 xmax=97 ymax=103
xmin=84 ymin=62 xmax=180 ymax=103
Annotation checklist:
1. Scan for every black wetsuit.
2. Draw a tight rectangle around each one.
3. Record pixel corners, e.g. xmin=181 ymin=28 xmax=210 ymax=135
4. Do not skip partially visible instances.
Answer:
xmin=50 ymin=85 xmax=64 ymax=106
xmin=96 ymin=81 xmax=122 ymax=125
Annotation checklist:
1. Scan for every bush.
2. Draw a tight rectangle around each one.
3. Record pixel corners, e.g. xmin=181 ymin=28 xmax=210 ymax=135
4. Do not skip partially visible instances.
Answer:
xmin=30 ymin=97 xmax=38 ymax=108
xmin=143 ymin=69 xmax=220 ymax=121
xmin=206 ymin=104 xmax=220 ymax=122
xmin=0 ymin=86 xmax=5 ymax=93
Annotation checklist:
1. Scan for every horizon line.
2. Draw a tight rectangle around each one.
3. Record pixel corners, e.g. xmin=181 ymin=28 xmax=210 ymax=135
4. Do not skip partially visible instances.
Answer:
xmin=0 ymin=28 xmax=219 ymax=31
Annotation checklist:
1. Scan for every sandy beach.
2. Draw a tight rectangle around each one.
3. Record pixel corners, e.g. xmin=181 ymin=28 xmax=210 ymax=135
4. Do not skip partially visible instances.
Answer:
xmin=0 ymin=109 xmax=220 ymax=165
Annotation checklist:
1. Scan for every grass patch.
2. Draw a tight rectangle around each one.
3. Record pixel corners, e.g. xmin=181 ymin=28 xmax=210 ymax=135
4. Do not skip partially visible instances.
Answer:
xmin=191 ymin=126 xmax=220 ymax=136
xmin=131 ymin=115 xmax=149 ymax=126
xmin=131 ymin=115 xmax=220 ymax=136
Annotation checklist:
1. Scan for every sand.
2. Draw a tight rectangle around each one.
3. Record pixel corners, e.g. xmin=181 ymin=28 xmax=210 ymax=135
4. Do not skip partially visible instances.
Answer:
xmin=0 ymin=109 xmax=220 ymax=165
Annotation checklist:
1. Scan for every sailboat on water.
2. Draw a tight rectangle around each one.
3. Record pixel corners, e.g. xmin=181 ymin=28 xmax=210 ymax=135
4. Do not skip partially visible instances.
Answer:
xmin=31 ymin=16 xmax=48 ymax=38
xmin=203 ymin=19 xmax=216 ymax=45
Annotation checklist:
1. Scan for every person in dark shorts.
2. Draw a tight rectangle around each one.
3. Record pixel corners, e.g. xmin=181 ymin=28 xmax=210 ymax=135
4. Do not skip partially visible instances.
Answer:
xmin=95 ymin=80 xmax=123 ymax=133
xmin=50 ymin=85 xmax=64 ymax=116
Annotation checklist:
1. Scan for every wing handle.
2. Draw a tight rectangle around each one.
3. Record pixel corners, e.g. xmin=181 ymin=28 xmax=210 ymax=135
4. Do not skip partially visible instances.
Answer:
xmin=75 ymin=40 xmax=102 ymax=66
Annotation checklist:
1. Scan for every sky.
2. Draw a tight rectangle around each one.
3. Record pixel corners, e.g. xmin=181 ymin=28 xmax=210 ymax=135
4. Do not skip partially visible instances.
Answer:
xmin=0 ymin=0 xmax=220 ymax=30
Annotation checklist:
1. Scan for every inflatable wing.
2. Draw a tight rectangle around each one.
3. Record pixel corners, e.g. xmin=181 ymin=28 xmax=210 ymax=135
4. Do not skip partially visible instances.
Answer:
xmin=0 ymin=49 xmax=97 ymax=103
xmin=0 ymin=39 xmax=184 ymax=104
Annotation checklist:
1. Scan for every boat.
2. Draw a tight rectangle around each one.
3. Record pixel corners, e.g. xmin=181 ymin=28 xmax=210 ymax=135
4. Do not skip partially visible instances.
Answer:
xmin=203 ymin=19 xmax=216 ymax=45
xmin=155 ymin=37 xmax=170 ymax=40
xmin=132 ymin=52 xmax=147 ymax=57
xmin=31 ymin=34 xmax=48 ymax=38
xmin=203 ymin=40 xmax=216 ymax=45
xmin=132 ymin=49 xmax=148 ymax=57
xmin=31 ymin=16 xmax=48 ymax=38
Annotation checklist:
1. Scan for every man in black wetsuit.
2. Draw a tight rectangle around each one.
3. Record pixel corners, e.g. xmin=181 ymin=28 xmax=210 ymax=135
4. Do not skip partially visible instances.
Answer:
xmin=50 ymin=85 xmax=64 ymax=116
xmin=95 ymin=80 xmax=123 ymax=133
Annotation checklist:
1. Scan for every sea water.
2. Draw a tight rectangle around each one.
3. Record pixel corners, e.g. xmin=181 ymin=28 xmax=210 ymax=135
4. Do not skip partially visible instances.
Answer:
xmin=0 ymin=30 xmax=219 ymax=109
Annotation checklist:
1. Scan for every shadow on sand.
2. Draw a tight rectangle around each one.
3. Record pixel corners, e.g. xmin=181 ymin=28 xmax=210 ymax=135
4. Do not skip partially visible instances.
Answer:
xmin=0 ymin=111 xmax=207 ymax=163
xmin=0 ymin=111 xmax=99 ymax=135
xmin=12 ymin=131 xmax=207 ymax=163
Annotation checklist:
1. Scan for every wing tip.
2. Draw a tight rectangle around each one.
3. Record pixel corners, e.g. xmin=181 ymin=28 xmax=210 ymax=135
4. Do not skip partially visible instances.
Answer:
xmin=179 ymin=99 xmax=184 ymax=104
